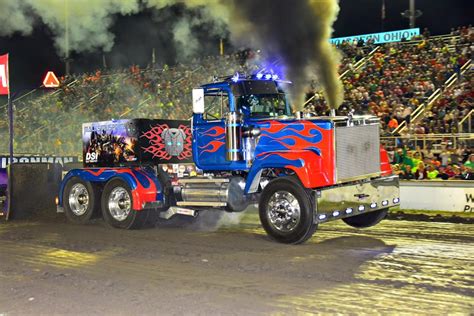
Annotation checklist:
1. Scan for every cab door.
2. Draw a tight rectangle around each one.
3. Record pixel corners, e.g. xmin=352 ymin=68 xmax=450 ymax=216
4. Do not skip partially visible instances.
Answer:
xmin=192 ymin=89 xmax=231 ymax=169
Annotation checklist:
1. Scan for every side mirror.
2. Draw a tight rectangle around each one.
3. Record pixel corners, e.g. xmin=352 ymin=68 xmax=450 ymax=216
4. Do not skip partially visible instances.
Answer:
xmin=192 ymin=88 xmax=204 ymax=114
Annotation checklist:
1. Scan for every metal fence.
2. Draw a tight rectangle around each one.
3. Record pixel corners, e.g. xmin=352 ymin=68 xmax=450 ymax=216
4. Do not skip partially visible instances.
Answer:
xmin=458 ymin=109 xmax=473 ymax=134
xmin=381 ymin=133 xmax=473 ymax=152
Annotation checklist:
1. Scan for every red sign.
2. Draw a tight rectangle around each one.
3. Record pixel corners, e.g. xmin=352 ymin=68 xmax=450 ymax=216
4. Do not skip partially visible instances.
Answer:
xmin=43 ymin=71 xmax=60 ymax=88
xmin=0 ymin=54 xmax=9 ymax=95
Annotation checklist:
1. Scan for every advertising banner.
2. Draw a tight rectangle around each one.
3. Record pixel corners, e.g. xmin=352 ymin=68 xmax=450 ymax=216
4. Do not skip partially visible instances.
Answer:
xmin=0 ymin=155 xmax=78 ymax=169
xmin=0 ymin=54 xmax=9 ymax=95
xmin=83 ymin=119 xmax=193 ymax=167
xmin=400 ymin=181 xmax=474 ymax=212
xmin=0 ymin=168 xmax=7 ymax=216
xmin=330 ymin=28 xmax=420 ymax=45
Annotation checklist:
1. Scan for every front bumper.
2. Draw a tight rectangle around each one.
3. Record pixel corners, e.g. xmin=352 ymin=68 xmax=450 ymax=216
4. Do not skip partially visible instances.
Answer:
xmin=313 ymin=175 xmax=399 ymax=223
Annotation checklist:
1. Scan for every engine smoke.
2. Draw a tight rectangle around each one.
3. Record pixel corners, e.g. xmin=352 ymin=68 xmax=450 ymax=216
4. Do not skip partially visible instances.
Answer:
xmin=0 ymin=0 xmax=343 ymax=109
xmin=226 ymin=0 xmax=343 ymax=110
xmin=0 ymin=0 xmax=140 ymax=55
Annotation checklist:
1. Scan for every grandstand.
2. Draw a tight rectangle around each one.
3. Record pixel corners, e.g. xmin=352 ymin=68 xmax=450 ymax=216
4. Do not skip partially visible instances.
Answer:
xmin=0 ymin=26 xmax=472 ymax=179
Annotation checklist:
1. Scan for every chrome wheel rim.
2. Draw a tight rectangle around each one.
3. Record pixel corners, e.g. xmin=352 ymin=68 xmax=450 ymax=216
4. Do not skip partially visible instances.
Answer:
xmin=108 ymin=187 xmax=131 ymax=222
xmin=68 ymin=183 xmax=90 ymax=216
xmin=267 ymin=191 xmax=301 ymax=232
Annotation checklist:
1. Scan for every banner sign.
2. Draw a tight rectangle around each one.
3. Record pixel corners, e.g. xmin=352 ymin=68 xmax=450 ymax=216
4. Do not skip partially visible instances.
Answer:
xmin=83 ymin=119 xmax=192 ymax=167
xmin=0 ymin=54 xmax=9 ymax=95
xmin=0 ymin=168 xmax=7 ymax=216
xmin=400 ymin=180 xmax=474 ymax=212
xmin=43 ymin=71 xmax=60 ymax=88
xmin=330 ymin=28 xmax=420 ymax=45
xmin=0 ymin=156 xmax=78 ymax=169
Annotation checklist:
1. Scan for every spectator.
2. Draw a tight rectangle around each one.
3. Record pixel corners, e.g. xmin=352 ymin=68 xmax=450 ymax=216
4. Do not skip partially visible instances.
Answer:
xmin=414 ymin=162 xmax=428 ymax=180
xmin=465 ymin=154 xmax=474 ymax=169
xmin=426 ymin=164 xmax=439 ymax=179
xmin=400 ymin=165 xmax=415 ymax=180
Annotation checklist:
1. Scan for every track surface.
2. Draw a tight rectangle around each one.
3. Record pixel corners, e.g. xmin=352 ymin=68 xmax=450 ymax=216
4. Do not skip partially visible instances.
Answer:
xmin=1 ymin=210 xmax=473 ymax=315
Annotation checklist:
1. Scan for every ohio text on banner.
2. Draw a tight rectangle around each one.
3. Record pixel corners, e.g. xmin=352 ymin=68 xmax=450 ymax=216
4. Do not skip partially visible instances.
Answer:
xmin=330 ymin=28 xmax=420 ymax=45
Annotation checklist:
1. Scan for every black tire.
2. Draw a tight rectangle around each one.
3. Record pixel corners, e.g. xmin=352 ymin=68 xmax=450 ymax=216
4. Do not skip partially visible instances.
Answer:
xmin=259 ymin=177 xmax=317 ymax=244
xmin=63 ymin=177 xmax=98 ymax=224
xmin=342 ymin=208 xmax=388 ymax=228
xmin=101 ymin=178 xmax=149 ymax=229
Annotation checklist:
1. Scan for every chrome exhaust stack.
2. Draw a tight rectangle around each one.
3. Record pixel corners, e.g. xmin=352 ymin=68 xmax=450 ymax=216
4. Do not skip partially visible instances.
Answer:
xmin=225 ymin=112 xmax=242 ymax=161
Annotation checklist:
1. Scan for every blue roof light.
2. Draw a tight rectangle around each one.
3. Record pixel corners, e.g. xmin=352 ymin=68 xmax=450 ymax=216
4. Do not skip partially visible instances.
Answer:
xmin=231 ymin=73 xmax=239 ymax=82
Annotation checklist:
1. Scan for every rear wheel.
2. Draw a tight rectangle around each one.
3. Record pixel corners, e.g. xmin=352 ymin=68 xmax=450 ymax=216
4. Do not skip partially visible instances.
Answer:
xmin=342 ymin=208 xmax=388 ymax=228
xmin=63 ymin=177 xmax=98 ymax=224
xmin=101 ymin=178 xmax=149 ymax=229
xmin=259 ymin=177 xmax=317 ymax=244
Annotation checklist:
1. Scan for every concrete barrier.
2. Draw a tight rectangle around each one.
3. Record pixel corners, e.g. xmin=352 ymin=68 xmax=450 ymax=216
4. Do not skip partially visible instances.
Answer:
xmin=400 ymin=180 xmax=474 ymax=212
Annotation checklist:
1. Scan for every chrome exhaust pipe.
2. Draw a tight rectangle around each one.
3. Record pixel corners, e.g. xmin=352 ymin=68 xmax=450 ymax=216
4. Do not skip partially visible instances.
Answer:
xmin=225 ymin=112 xmax=242 ymax=161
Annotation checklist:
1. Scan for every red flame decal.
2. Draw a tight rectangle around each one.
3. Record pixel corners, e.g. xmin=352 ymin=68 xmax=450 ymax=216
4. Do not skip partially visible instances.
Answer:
xmin=263 ymin=134 xmax=319 ymax=150
xmin=177 ymin=124 xmax=193 ymax=160
xmin=202 ymin=126 xmax=225 ymax=137
xmin=199 ymin=140 xmax=225 ymax=153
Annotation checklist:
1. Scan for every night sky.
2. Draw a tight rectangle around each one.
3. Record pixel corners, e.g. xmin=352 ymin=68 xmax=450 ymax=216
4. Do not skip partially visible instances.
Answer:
xmin=0 ymin=0 xmax=472 ymax=98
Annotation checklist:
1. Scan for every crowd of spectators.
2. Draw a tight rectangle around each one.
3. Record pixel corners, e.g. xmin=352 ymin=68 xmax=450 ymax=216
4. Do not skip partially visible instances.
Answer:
xmin=305 ymin=25 xmax=473 ymax=136
xmin=0 ymin=26 xmax=472 ymax=179
xmin=0 ymin=53 xmax=260 ymax=156
xmin=418 ymin=73 xmax=473 ymax=134
xmin=389 ymin=145 xmax=473 ymax=181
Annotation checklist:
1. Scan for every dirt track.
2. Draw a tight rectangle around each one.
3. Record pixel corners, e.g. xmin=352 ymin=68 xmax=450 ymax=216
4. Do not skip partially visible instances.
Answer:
xmin=1 ymin=209 xmax=473 ymax=315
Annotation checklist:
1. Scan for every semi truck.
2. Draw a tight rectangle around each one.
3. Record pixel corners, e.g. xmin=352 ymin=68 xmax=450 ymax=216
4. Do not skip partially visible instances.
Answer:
xmin=57 ymin=73 xmax=399 ymax=244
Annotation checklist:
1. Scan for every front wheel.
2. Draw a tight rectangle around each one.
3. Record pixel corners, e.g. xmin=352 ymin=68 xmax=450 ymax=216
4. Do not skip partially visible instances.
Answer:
xmin=259 ymin=177 xmax=317 ymax=244
xmin=342 ymin=208 xmax=388 ymax=228
xmin=101 ymin=178 xmax=149 ymax=229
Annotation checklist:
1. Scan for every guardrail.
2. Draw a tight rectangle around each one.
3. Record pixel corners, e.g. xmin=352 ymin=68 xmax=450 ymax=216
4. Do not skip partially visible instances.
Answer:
xmin=399 ymin=34 xmax=461 ymax=52
xmin=458 ymin=109 xmax=473 ymax=134
xmin=445 ymin=59 xmax=472 ymax=90
xmin=381 ymin=133 xmax=474 ymax=150
xmin=391 ymin=88 xmax=443 ymax=135
xmin=119 ymin=96 xmax=152 ymax=118
xmin=400 ymin=179 xmax=474 ymax=212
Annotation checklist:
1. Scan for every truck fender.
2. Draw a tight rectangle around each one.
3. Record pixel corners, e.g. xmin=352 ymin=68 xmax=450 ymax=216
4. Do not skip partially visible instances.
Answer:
xmin=58 ymin=168 xmax=163 ymax=210
xmin=245 ymin=150 xmax=333 ymax=193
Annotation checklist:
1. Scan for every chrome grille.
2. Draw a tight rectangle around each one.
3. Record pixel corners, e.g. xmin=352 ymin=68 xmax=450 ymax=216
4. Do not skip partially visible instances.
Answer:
xmin=335 ymin=124 xmax=380 ymax=181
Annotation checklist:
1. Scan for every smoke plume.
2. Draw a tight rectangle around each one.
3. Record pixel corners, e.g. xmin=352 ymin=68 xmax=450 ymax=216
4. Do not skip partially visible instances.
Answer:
xmin=0 ymin=1 xmax=35 ymax=36
xmin=0 ymin=0 xmax=139 ymax=55
xmin=0 ymin=0 xmax=343 ymax=109
xmin=226 ymin=0 xmax=343 ymax=110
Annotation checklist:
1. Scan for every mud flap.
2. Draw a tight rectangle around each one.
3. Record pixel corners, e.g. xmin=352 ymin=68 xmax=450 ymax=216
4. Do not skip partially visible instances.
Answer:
xmin=7 ymin=163 xmax=64 ymax=220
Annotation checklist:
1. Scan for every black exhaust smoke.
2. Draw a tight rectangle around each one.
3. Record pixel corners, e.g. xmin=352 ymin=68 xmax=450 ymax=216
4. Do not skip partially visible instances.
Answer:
xmin=228 ymin=0 xmax=344 ymax=111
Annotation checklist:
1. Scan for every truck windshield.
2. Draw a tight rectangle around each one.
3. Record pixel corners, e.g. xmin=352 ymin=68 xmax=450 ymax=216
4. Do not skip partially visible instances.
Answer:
xmin=236 ymin=94 xmax=291 ymax=118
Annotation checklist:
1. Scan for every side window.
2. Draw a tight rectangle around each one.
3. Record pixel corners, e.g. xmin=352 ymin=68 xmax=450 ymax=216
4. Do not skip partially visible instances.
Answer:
xmin=204 ymin=91 xmax=229 ymax=120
